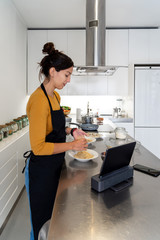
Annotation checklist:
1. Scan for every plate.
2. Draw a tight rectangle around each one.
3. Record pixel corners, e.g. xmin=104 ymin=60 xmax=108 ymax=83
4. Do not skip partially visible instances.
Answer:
xmin=85 ymin=136 xmax=96 ymax=144
xmin=68 ymin=149 xmax=99 ymax=162
xmin=87 ymin=132 xmax=102 ymax=139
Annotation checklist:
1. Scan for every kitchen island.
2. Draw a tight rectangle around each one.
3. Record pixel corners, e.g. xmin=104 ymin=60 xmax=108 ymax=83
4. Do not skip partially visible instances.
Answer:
xmin=47 ymin=133 xmax=160 ymax=240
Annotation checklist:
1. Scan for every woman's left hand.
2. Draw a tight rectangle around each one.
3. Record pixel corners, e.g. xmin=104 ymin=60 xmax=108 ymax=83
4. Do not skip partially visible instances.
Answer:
xmin=73 ymin=129 xmax=88 ymax=140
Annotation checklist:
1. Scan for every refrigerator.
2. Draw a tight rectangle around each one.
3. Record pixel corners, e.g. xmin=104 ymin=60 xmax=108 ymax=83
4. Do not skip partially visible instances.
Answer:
xmin=134 ymin=66 xmax=160 ymax=159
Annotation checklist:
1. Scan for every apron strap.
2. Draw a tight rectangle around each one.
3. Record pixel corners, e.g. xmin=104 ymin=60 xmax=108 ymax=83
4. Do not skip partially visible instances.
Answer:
xmin=41 ymin=83 xmax=53 ymax=111
xmin=22 ymin=150 xmax=32 ymax=173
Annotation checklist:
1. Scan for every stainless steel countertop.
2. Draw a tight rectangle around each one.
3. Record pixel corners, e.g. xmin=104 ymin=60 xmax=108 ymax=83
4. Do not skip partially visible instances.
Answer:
xmin=48 ymin=134 xmax=160 ymax=240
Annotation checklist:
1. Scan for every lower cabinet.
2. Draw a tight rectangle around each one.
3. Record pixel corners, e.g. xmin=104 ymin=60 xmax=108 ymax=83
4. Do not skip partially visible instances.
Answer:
xmin=0 ymin=128 xmax=30 ymax=229
xmin=135 ymin=128 xmax=160 ymax=159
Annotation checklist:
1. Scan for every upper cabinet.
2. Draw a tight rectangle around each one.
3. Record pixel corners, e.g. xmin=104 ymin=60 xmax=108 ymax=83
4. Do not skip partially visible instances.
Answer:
xmin=149 ymin=29 xmax=160 ymax=63
xmin=129 ymin=29 xmax=150 ymax=64
xmin=27 ymin=29 xmax=86 ymax=95
xmin=67 ymin=30 xmax=86 ymax=66
xmin=27 ymin=30 xmax=48 ymax=94
xmin=106 ymin=30 xmax=129 ymax=66
xmin=28 ymin=28 xmax=160 ymax=96
xmin=129 ymin=29 xmax=160 ymax=64
xmin=106 ymin=30 xmax=129 ymax=96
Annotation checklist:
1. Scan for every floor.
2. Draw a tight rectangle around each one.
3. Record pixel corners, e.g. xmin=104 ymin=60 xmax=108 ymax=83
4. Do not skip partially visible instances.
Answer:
xmin=0 ymin=189 xmax=31 ymax=240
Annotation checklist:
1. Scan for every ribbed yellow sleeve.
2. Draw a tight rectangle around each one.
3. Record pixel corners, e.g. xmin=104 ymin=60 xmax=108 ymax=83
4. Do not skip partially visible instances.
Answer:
xmin=26 ymin=87 xmax=61 ymax=155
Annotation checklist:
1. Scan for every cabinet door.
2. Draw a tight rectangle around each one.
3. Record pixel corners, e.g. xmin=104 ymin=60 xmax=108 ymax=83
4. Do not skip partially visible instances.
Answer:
xmin=135 ymin=128 xmax=160 ymax=159
xmin=106 ymin=30 xmax=128 ymax=66
xmin=129 ymin=29 xmax=150 ymax=64
xmin=27 ymin=30 xmax=48 ymax=94
xmin=48 ymin=30 xmax=68 ymax=95
xmin=67 ymin=30 xmax=86 ymax=66
xmin=107 ymin=68 xmax=128 ymax=95
xmin=47 ymin=30 xmax=68 ymax=54
xmin=149 ymin=29 xmax=160 ymax=63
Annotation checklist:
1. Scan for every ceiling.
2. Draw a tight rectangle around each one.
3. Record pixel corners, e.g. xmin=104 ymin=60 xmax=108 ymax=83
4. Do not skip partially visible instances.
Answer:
xmin=12 ymin=0 xmax=160 ymax=29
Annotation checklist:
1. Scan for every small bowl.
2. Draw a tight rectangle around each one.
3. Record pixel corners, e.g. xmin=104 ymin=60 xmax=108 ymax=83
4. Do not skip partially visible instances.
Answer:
xmin=63 ymin=109 xmax=71 ymax=116
xmin=101 ymin=152 xmax=106 ymax=161
xmin=62 ymin=106 xmax=71 ymax=116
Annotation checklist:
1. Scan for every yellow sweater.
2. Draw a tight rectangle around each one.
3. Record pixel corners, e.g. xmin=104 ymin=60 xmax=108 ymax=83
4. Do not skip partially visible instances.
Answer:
xmin=27 ymin=87 xmax=61 ymax=155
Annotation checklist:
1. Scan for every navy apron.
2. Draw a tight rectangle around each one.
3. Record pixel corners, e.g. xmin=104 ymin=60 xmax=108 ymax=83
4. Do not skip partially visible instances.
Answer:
xmin=25 ymin=83 xmax=66 ymax=240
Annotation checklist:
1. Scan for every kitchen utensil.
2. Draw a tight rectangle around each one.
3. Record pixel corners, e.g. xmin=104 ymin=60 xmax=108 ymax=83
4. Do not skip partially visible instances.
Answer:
xmin=81 ymin=115 xmax=93 ymax=124
xmin=69 ymin=122 xmax=99 ymax=131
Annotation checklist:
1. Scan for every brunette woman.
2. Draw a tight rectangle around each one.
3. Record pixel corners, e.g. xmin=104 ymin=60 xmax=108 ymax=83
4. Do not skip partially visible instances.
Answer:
xmin=24 ymin=42 xmax=87 ymax=240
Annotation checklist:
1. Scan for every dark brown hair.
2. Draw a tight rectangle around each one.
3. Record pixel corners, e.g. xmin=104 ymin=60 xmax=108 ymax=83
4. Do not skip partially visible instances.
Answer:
xmin=39 ymin=42 xmax=74 ymax=79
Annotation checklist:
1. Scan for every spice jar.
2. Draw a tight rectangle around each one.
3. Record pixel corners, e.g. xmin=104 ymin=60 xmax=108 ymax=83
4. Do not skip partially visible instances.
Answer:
xmin=21 ymin=115 xmax=27 ymax=128
xmin=0 ymin=125 xmax=9 ymax=138
xmin=5 ymin=123 xmax=13 ymax=135
xmin=13 ymin=118 xmax=22 ymax=131
xmin=10 ymin=121 xmax=18 ymax=133
xmin=115 ymin=127 xmax=127 ymax=140
xmin=0 ymin=127 xmax=3 ymax=141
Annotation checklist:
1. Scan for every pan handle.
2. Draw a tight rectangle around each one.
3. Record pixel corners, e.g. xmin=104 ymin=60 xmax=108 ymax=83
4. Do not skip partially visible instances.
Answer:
xmin=69 ymin=122 xmax=81 ymax=129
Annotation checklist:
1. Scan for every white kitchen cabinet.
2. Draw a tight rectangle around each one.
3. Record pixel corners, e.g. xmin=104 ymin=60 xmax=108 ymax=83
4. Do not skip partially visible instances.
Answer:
xmin=67 ymin=30 xmax=86 ymax=66
xmin=106 ymin=30 xmax=129 ymax=96
xmin=47 ymin=30 xmax=68 ymax=53
xmin=135 ymin=128 xmax=160 ymax=159
xmin=129 ymin=29 xmax=150 ymax=64
xmin=0 ymin=127 xmax=30 ymax=228
xmin=27 ymin=30 xmax=48 ymax=95
xmin=115 ymin=122 xmax=134 ymax=138
xmin=48 ymin=30 xmax=68 ymax=95
xmin=106 ymin=30 xmax=128 ymax=66
xmin=27 ymin=29 xmax=86 ymax=95
xmin=149 ymin=29 xmax=160 ymax=63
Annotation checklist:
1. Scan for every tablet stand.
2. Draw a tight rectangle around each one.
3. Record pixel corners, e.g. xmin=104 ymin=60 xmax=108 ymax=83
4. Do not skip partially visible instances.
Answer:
xmin=91 ymin=166 xmax=133 ymax=192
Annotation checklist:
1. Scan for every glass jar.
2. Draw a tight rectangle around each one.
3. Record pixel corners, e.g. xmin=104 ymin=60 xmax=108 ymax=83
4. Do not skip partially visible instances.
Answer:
xmin=21 ymin=115 xmax=27 ymax=128
xmin=13 ymin=118 xmax=22 ymax=131
xmin=0 ymin=127 xmax=3 ymax=141
xmin=10 ymin=121 xmax=18 ymax=133
xmin=5 ymin=123 xmax=13 ymax=135
xmin=0 ymin=125 xmax=9 ymax=138
xmin=115 ymin=127 xmax=127 ymax=140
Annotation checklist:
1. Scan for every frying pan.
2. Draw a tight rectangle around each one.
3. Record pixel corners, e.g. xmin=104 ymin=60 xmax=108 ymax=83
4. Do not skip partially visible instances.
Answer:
xmin=69 ymin=122 xmax=99 ymax=131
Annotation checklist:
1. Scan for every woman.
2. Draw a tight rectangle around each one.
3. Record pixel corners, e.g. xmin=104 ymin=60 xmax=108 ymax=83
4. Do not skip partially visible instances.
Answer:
xmin=25 ymin=42 xmax=88 ymax=240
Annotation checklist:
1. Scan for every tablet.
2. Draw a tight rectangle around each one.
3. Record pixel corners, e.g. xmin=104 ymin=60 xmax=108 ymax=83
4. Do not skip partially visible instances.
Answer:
xmin=99 ymin=142 xmax=136 ymax=178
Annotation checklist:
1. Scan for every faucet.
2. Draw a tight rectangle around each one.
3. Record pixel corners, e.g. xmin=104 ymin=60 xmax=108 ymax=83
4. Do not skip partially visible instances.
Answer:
xmin=87 ymin=102 xmax=90 ymax=115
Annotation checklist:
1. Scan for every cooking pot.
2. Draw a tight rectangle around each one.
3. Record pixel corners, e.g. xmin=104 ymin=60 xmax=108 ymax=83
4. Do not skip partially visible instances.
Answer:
xmin=69 ymin=122 xmax=99 ymax=131
xmin=81 ymin=115 xmax=93 ymax=124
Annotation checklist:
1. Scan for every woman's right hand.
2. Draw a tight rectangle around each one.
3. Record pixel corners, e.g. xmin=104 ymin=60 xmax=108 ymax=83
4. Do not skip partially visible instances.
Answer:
xmin=72 ymin=138 xmax=88 ymax=151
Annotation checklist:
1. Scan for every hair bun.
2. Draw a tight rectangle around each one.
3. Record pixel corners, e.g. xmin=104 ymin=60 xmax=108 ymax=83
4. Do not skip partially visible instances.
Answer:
xmin=42 ymin=42 xmax=58 ymax=55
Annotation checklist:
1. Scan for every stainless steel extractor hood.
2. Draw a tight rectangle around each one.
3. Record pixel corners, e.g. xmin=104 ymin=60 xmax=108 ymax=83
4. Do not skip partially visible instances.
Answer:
xmin=73 ymin=0 xmax=126 ymax=76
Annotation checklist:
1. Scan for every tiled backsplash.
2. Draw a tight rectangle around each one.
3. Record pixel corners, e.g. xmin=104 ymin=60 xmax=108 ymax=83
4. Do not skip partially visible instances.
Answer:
xmin=61 ymin=95 xmax=133 ymax=118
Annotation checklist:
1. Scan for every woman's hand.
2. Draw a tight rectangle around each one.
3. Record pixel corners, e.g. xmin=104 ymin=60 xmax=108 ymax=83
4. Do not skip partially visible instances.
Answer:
xmin=72 ymin=138 xmax=88 ymax=151
xmin=73 ymin=129 xmax=88 ymax=140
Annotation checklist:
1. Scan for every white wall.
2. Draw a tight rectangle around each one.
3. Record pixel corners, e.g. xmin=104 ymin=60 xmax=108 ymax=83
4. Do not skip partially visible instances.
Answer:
xmin=0 ymin=0 xmax=28 ymax=124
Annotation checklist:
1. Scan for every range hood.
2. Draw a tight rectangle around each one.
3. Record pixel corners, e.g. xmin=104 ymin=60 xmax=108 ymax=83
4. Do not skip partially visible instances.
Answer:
xmin=73 ymin=0 xmax=125 ymax=76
